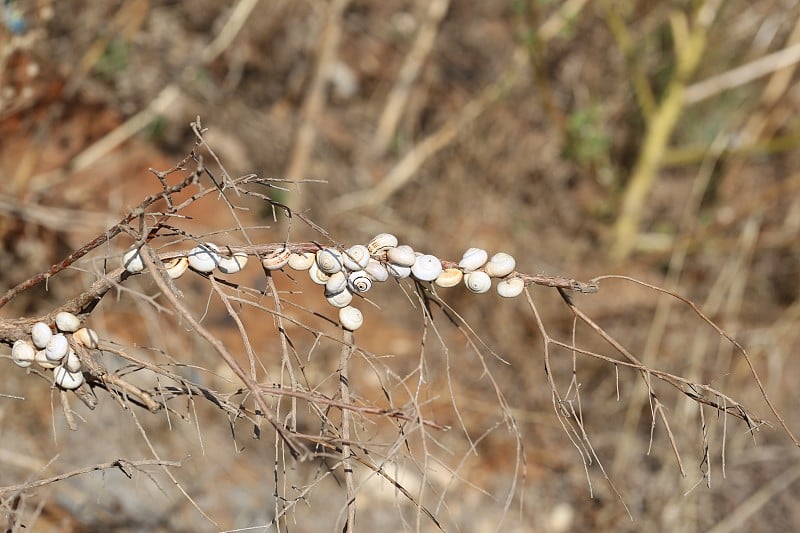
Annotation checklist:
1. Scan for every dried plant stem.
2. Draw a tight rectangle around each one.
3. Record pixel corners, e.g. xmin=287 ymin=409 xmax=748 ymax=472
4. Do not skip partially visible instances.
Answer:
xmin=339 ymin=329 xmax=356 ymax=531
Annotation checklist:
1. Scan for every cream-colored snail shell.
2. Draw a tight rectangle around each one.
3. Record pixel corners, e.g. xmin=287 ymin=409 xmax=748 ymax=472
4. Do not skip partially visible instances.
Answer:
xmin=325 ymin=271 xmax=348 ymax=296
xmin=31 ymin=322 xmax=52 ymax=349
xmin=316 ymin=248 xmax=343 ymax=274
xmin=458 ymin=248 xmax=489 ymax=272
xmin=45 ymin=333 xmax=69 ymax=362
xmin=326 ymin=289 xmax=353 ymax=308
xmin=411 ymin=254 xmax=442 ymax=281
xmin=35 ymin=349 xmax=58 ymax=369
xmin=288 ymin=252 xmax=315 ymax=271
xmin=342 ymin=245 xmax=370 ymax=271
xmin=338 ymin=305 xmax=364 ymax=331
xmin=435 ymin=268 xmax=463 ymax=288
xmin=122 ymin=246 xmax=145 ymax=273
xmin=484 ymin=252 xmax=516 ymax=278
xmin=55 ymin=311 xmax=80 ymax=333
xmin=387 ymin=263 xmax=411 ymax=279
xmin=12 ymin=340 xmax=35 ymax=368
xmin=218 ymin=252 xmax=250 ymax=273
xmin=188 ymin=243 xmax=220 ymax=273
xmin=364 ymin=259 xmax=389 ymax=282
xmin=496 ymin=277 xmax=525 ymax=298
xmin=464 ymin=271 xmax=492 ymax=293
xmin=74 ymin=327 xmax=99 ymax=349
xmin=386 ymin=245 xmax=416 ymax=267
xmin=309 ymin=262 xmax=330 ymax=285
xmin=164 ymin=256 xmax=189 ymax=279
xmin=260 ymin=247 xmax=291 ymax=271
xmin=54 ymin=365 xmax=84 ymax=390
xmin=64 ymin=349 xmax=82 ymax=372
xmin=347 ymin=271 xmax=373 ymax=293
xmin=367 ymin=233 xmax=399 ymax=255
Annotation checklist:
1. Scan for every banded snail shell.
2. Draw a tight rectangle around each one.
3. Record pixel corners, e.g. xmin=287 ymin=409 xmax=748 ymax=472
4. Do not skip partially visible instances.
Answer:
xmin=288 ymin=252 xmax=316 ymax=271
xmin=338 ymin=306 xmax=364 ymax=331
xmin=325 ymin=271 xmax=348 ymax=296
xmin=496 ymin=277 xmax=525 ymax=298
xmin=45 ymin=333 xmax=69 ymax=362
xmin=31 ymin=322 xmax=52 ymax=349
xmin=411 ymin=254 xmax=442 ymax=282
xmin=484 ymin=252 xmax=516 ymax=278
xmin=434 ymin=268 xmax=463 ymax=288
xmin=55 ymin=311 xmax=80 ymax=333
xmin=464 ymin=271 xmax=492 ymax=294
xmin=54 ymin=365 xmax=84 ymax=390
xmin=342 ymin=245 xmax=370 ymax=271
xmin=164 ymin=256 xmax=189 ymax=279
xmin=260 ymin=247 xmax=291 ymax=271
xmin=219 ymin=252 xmax=250 ymax=273
xmin=316 ymin=248 xmax=343 ymax=274
xmin=326 ymin=289 xmax=353 ymax=308
xmin=122 ymin=246 xmax=145 ymax=273
xmin=458 ymin=248 xmax=488 ymax=272
xmin=386 ymin=245 xmax=416 ymax=267
xmin=347 ymin=271 xmax=373 ymax=293
xmin=188 ymin=243 xmax=220 ymax=273
xmin=367 ymin=233 xmax=399 ymax=255
xmin=12 ymin=340 xmax=35 ymax=368
xmin=364 ymin=259 xmax=389 ymax=282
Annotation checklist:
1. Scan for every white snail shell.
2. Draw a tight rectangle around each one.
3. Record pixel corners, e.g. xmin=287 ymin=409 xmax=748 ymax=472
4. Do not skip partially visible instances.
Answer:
xmin=12 ymin=340 xmax=35 ymax=368
xmin=45 ymin=333 xmax=69 ymax=362
xmin=188 ymin=243 xmax=220 ymax=273
xmin=464 ymin=271 xmax=492 ymax=293
xmin=55 ymin=311 xmax=80 ymax=333
xmin=218 ymin=252 xmax=250 ymax=273
xmin=458 ymin=248 xmax=489 ymax=272
xmin=122 ymin=246 xmax=145 ymax=273
xmin=435 ymin=268 xmax=463 ymax=288
xmin=387 ymin=263 xmax=411 ymax=279
xmin=31 ymin=322 xmax=53 ymax=349
xmin=288 ymin=252 xmax=316 ymax=271
xmin=64 ymin=349 xmax=82 ymax=372
xmin=364 ymin=259 xmax=389 ymax=282
xmin=367 ymin=233 xmax=399 ymax=255
xmin=74 ymin=327 xmax=99 ymax=349
xmin=325 ymin=271 xmax=348 ymax=296
xmin=342 ymin=245 xmax=370 ymax=271
xmin=347 ymin=270 xmax=373 ymax=293
xmin=411 ymin=254 xmax=442 ymax=281
xmin=338 ymin=306 xmax=364 ymax=331
xmin=164 ymin=256 xmax=189 ymax=279
xmin=54 ymin=365 xmax=84 ymax=390
xmin=326 ymin=289 xmax=353 ymax=308
xmin=260 ymin=248 xmax=290 ymax=271
xmin=309 ymin=262 xmax=330 ymax=285
xmin=35 ymin=349 xmax=58 ymax=369
xmin=496 ymin=277 xmax=525 ymax=298
xmin=484 ymin=252 xmax=516 ymax=278
xmin=316 ymin=248 xmax=343 ymax=274
xmin=386 ymin=245 xmax=416 ymax=267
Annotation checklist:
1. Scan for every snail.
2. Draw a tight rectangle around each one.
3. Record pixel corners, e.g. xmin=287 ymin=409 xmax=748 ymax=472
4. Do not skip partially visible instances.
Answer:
xmin=458 ymin=248 xmax=488 ymax=272
xmin=386 ymin=245 xmax=416 ymax=267
xmin=45 ymin=333 xmax=69 ymax=362
xmin=288 ymin=251 xmax=316 ymax=271
xmin=74 ymin=327 xmax=99 ymax=349
xmin=326 ymin=289 xmax=353 ymax=308
xmin=483 ymin=252 xmax=516 ymax=278
xmin=54 ymin=365 xmax=84 ymax=390
xmin=164 ymin=256 xmax=189 ymax=279
xmin=338 ymin=306 xmax=364 ymax=331
xmin=367 ymin=233 xmax=399 ymax=255
xmin=308 ymin=262 xmax=331 ymax=285
xmin=35 ymin=350 xmax=58 ymax=369
xmin=55 ymin=311 xmax=80 ymax=333
xmin=496 ymin=277 xmax=525 ymax=298
xmin=316 ymin=248 xmax=343 ymax=274
xmin=325 ymin=271 xmax=348 ymax=296
xmin=218 ymin=251 xmax=250 ymax=273
xmin=342 ymin=245 xmax=370 ymax=271
xmin=31 ymin=322 xmax=52 ymax=349
xmin=387 ymin=263 xmax=412 ymax=279
xmin=347 ymin=270 xmax=373 ymax=293
xmin=64 ymin=349 xmax=82 ymax=373
xmin=11 ymin=340 xmax=35 ymax=368
xmin=260 ymin=247 xmax=291 ymax=271
xmin=411 ymin=254 xmax=442 ymax=281
xmin=464 ymin=271 xmax=492 ymax=293
xmin=122 ymin=246 xmax=145 ymax=273
xmin=434 ymin=268 xmax=463 ymax=288
xmin=187 ymin=243 xmax=220 ymax=273
xmin=364 ymin=259 xmax=389 ymax=282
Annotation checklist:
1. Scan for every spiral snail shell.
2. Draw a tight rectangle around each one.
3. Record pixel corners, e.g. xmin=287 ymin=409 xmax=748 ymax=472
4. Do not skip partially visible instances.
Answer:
xmin=218 ymin=251 xmax=250 ymax=273
xmin=31 ymin=322 xmax=52 ymax=349
xmin=464 ymin=271 xmax=492 ymax=294
xmin=434 ymin=268 xmax=463 ymax=288
xmin=342 ymin=245 xmax=370 ymax=271
xmin=309 ymin=262 xmax=331 ymax=285
xmin=338 ymin=305 xmax=364 ymax=331
xmin=387 ymin=263 xmax=412 ymax=279
xmin=54 ymin=365 xmax=84 ymax=390
xmin=483 ymin=252 xmax=516 ymax=278
xmin=188 ymin=243 xmax=220 ymax=273
xmin=74 ymin=327 xmax=99 ymax=349
xmin=326 ymin=289 xmax=353 ymax=308
xmin=458 ymin=248 xmax=488 ymax=272
xmin=164 ymin=256 xmax=189 ymax=279
xmin=12 ymin=340 xmax=35 ymax=368
xmin=45 ymin=333 xmax=69 ymax=362
xmin=386 ymin=245 xmax=416 ymax=267
xmin=347 ymin=270 xmax=373 ymax=293
xmin=325 ymin=271 xmax=348 ymax=296
xmin=260 ymin=247 xmax=290 ymax=271
xmin=364 ymin=259 xmax=389 ymax=282
xmin=55 ymin=311 xmax=80 ymax=333
xmin=122 ymin=246 xmax=145 ymax=273
xmin=367 ymin=233 xmax=399 ymax=255
xmin=496 ymin=277 xmax=525 ymax=298
xmin=64 ymin=349 xmax=82 ymax=373
xmin=316 ymin=248 xmax=343 ymax=274
xmin=35 ymin=350 xmax=58 ymax=369
xmin=288 ymin=252 xmax=316 ymax=271
xmin=411 ymin=254 xmax=442 ymax=282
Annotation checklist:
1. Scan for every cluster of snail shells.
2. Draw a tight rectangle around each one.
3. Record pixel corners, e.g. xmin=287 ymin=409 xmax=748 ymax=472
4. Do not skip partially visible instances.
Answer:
xmin=11 ymin=312 xmax=99 ymax=390
xmin=122 ymin=243 xmax=248 ymax=278
xmin=456 ymin=248 xmax=525 ymax=298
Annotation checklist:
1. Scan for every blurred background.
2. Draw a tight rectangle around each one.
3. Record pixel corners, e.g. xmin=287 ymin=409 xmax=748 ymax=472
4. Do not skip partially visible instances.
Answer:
xmin=2 ymin=0 xmax=800 ymax=531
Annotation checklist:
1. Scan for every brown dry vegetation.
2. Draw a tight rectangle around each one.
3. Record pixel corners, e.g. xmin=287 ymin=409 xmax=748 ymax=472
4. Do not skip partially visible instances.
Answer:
xmin=2 ymin=1 xmax=800 ymax=531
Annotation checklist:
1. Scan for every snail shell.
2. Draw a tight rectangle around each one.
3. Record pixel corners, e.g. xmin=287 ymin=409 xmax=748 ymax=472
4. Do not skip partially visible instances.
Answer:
xmin=458 ymin=248 xmax=488 ymax=272
xmin=367 ymin=233 xmax=398 ymax=255
xmin=218 ymin=252 xmax=250 ymax=273
xmin=434 ymin=268 xmax=463 ymax=288
xmin=347 ymin=270 xmax=373 ymax=293
xmin=387 ymin=263 xmax=411 ymax=279
xmin=164 ymin=256 xmax=189 ymax=279
xmin=188 ymin=243 xmax=220 ymax=273
xmin=464 ymin=271 xmax=492 ymax=293
xmin=309 ymin=262 xmax=330 ymax=285
xmin=261 ymin=247 xmax=291 ymax=271
xmin=12 ymin=340 xmax=35 ymax=368
xmin=35 ymin=349 xmax=58 ymax=369
xmin=342 ymin=245 xmax=370 ymax=271
xmin=64 ymin=349 xmax=82 ymax=372
xmin=484 ymin=252 xmax=516 ymax=278
xmin=54 ymin=366 xmax=84 ymax=390
xmin=326 ymin=289 xmax=353 ymax=308
xmin=31 ymin=322 xmax=53 ymax=349
xmin=316 ymin=248 xmax=343 ymax=274
xmin=386 ymin=245 xmax=416 ymax=267
xmin=55 ymin=311 xmax=80 ymax=333
xmin=74 ymin=327 xmax=99 ymax=349
xmin=122 ymin=246 xmax=145 ymax=273
xmin=364 ymin=259 xmax=389 ymax=282
xmin=325 ymin=271 xmax=348 ymax=296
xmin=288 ymin=252 xmax=316 ymax=271
xmin=411 ymin=254 xmax=442 ymax=282
xmin=45 ymin=333 xmax=69 ymax=362
xmin=496 ymin=277 xmax=525 ymax=298
xmin=338 ymin=306 xmax=364 ymax=331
